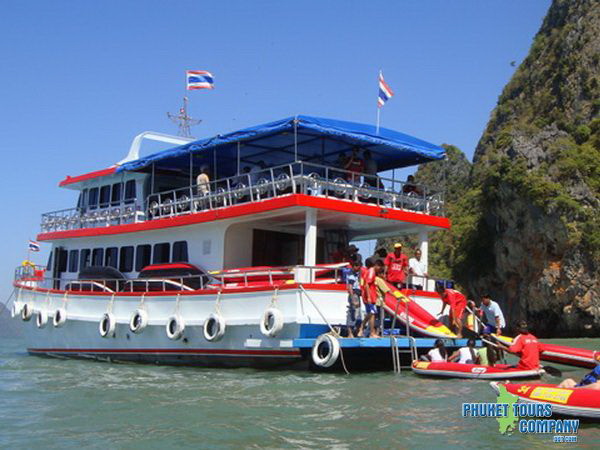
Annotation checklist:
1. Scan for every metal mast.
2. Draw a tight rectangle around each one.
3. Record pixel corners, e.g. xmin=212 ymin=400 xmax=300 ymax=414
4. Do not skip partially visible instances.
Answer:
xmin=167 ymin=96 xmax=201 ymax=138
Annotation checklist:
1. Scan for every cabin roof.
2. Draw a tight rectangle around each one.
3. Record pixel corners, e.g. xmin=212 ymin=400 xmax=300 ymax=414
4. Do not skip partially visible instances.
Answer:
xmin=116 ymin=115 xmax=445 ymax=175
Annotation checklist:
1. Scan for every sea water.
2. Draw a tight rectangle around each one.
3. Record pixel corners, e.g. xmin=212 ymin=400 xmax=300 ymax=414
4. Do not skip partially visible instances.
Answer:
xmin=1 ymin=337 xmax=598 ymax=449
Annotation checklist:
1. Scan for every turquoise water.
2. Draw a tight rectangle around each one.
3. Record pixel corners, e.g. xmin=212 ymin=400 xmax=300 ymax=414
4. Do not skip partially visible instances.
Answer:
xmin=1 ymin=337 xmax=598 ymax=449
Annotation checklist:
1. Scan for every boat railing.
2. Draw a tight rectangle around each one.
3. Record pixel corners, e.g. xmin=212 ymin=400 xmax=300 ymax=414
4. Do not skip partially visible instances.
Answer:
xmin=144 ymin=161 xmax=445 ymax=221
xmin=39 ymin=162 xmax=444 ymax=232
xmin=13 ymin=264 xmax=347 ymax=293
xmin=40 ymin=201 xmax=146 ymax=233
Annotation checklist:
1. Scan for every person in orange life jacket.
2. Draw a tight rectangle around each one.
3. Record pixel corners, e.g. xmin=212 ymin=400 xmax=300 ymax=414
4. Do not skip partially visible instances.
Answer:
xmin=449 ymin=338 xmax=480 ymax=364
xmin=346 ymin=244 xmax=363 ymax=266
xmin=385 ymin=243 xmax=409 ymax=289
xmin=344 ymin=146 xmax=364 ymax=182
xmin=357 ymin=258 xmax=380 ymax=338
xmin=498 ymin=321 xmax=541 ymax=370
xmin=436 ymin=283 xmax=467 ymax=338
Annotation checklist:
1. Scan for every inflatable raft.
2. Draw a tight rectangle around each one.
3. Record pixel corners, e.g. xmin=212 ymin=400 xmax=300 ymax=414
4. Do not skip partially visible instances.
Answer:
xmin=493 ymin=335 xmax=597 ymax=369
xmin=382 ymin=283 xmax=457 ymax=338
xmin=412 ymin=361 xmax=545 ymax=379
xmin=490 ymin=382 xmax=600 ymax=419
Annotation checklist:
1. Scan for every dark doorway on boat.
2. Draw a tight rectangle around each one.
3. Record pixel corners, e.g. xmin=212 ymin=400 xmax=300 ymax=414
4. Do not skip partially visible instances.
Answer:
xmin=252 ymin=229 xmax=324 ymax=266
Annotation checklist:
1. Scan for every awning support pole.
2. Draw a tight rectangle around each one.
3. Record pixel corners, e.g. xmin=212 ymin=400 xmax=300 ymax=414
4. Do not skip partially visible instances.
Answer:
xmin=237 ymin=141 xmax=241 ymax=175
xmin=189 ymin=152 xmax=193 ymax=187
xmin=294 ymin=116 xmax=298 ymax=162
xmin=213 ymin=148 xmax=217 ymax=179
xmin=151 ymin=163 xmax=155 ymax=194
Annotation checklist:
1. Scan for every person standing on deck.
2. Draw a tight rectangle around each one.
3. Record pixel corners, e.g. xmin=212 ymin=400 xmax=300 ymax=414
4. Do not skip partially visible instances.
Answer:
xmin=342 ymin=260 xmax=363 ymax=338
xmin=385 ymin=243 xmax=409 ymax=289
xmin=363 ymin=150 xmax=379 ymax=187
xmin=436 ymin=283 xmax=467 ymax=338
xmin=408 ymin=248 xmax=428 ymax=290
xmin=498 ymin=321 xmax=541 ymax=370
xmin=357 ymin=259 xmax=379 ymax=338
xmin=344 ymin=146 xmax=364 ymax=183
xmin=196 ymin=166 xmax=211 ymax=196
xmin=478 ymin=294 xmax=506 ymax=335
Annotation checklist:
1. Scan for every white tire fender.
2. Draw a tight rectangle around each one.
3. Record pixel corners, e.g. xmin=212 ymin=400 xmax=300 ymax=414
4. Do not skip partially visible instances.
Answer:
xmin=99 ymin=312 xmax=116 ymax=338
xmin=259 ymin=307 xmax=284 ymax=337
xmin=53 ymin=308 xmax=67 ymax=327
xmin=21 ymin=303 xmax=33 ymax=321
xmin=166 ymin=315 xmax=185 ymax=340
xmin=129 ymin=309 xmax=148 ymax=334
xmin=203 ymin=313 xmax=226 ymax=342
xmin=311 ymin=334 xmax=340 ymax=368
xmin=35 ymin=309 xmax=48 ymax=329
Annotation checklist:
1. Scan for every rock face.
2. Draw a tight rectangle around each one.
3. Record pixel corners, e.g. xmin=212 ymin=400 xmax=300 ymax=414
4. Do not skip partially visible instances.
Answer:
xmin=467 ymin=0 xmax=600 ymax=337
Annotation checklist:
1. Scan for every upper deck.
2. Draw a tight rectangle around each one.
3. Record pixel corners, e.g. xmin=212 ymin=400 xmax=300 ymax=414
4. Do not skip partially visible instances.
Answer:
xmin=38 ymin=115 xmax=449 ymax=241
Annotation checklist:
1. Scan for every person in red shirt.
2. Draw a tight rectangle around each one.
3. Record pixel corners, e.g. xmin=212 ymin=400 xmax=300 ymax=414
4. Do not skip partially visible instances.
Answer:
xmin=384 ymin=243 xmax=408 ymax=289
xmin=344 ymin=146 xmax=365 ymax=183
xmin=499 ymin=321 xmax=541 ymax=370
xmin=436 ymin=283 xmax=467 ymax=338
xmin=357 ymin=258 xmax=379 ymax=338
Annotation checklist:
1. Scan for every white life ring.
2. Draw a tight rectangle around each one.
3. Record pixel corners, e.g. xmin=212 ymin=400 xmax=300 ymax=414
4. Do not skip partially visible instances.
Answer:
xmin=11 ymin=301 xmax=23 ymax=318
xmin=129 ymin=309 xmax=148 ymax=334
xmin=259 ymin=307 xmax=284 ymax=337
xmin=53 ymin=308 xmax=67 ymax=327
xmin=166 ymin=315 xmax=185 ymax=340
xmin=21 ymin=303 xmax=33 ymax=321
xmin=311 ymin=334 xmax=340 ymax=368
xmin=203 ymin=313 xmax=226 ymax=342
xmin=99 ymin=312 xmax=116 ymax=338
xmin=35 ymin=310 xmax=48 ymax=329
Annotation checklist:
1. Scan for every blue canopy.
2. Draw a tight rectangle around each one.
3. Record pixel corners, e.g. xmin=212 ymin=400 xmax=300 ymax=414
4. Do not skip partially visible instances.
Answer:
xmin=116 ymin=115 xmax=445 ymax=175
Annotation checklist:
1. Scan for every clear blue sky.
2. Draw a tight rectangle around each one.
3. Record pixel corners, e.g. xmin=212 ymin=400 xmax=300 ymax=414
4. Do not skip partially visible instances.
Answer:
xmin=0 ymin=0 xmax=551 ymax=300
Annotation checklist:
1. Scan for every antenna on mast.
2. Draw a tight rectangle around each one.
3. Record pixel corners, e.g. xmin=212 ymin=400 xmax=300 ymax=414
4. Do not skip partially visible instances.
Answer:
xmin=167 ymin=96 xmax=201 ymax=138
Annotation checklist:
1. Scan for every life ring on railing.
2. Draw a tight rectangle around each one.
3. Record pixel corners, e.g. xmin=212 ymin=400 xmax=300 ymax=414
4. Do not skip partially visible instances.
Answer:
xmin=203 ymin=313 xmax=226 ymax=342
xmin=166 ymin=315 xmax=185 ymax=340
xmin=53 ymin=308 xmax=67 ymax=327
xmin=311 ymin=334 xmax=340 ymax=368
xmin=148 ymin=201 xmax=159 ymax=217
xmin=333 ymin=178 xmax=347 ymax=196
xmin=35 ymin=310 xmax=48 ymax=329
xmin=129 ymin=309 xmax=148 ymax=334
xmin=275 ymin=173 xmax=291 ymax=191
xmin=21 ymin=303 xmax=33 ymax=321
xmin=260 ymin=307 xmax=284 ymax=337
xmin=99 ymin=312 xmax=116 ymax=338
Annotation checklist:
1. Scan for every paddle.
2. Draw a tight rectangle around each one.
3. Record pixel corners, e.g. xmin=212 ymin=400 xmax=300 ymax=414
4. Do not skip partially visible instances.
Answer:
xmin=480 ymin=337 xmax=563 ymax=378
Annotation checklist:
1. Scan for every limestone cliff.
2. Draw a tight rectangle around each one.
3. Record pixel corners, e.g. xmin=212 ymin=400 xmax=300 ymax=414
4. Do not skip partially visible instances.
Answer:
xmin=465 ymin=0 xmax=600 ymax=336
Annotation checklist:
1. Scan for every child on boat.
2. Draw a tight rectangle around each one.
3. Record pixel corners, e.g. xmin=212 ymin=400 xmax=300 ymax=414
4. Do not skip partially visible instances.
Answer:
xmin=449 ymin=338 xmax=480 ymax=364
xmin=342 ymin=260 xmax=363 ymax=338
xmin=420 ymin=338 xmax=448 ymax=362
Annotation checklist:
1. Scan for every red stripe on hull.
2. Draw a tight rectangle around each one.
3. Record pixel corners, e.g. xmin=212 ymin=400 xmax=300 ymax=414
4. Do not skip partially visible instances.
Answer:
xmin=37 ymin=194 xmax=450 ymax=241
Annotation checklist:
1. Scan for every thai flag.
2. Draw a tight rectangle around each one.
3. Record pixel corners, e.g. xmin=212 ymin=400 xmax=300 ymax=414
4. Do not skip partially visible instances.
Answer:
xmin=378 ymin=71 xmax=394 ymax=107
xmin=186 ymin=70 xmax=214 ymax=90
xmin=28 ymin=240 xmax=40 ymax=252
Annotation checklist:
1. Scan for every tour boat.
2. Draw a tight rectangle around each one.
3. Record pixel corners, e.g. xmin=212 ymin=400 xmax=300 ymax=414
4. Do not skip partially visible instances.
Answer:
xmin=490 ymin=382 xmax=600 ymax=419
xmin=12 ymin=115 xmax=455 ymax=370
xmin=412 ymin=361 xmax=545 ymax=379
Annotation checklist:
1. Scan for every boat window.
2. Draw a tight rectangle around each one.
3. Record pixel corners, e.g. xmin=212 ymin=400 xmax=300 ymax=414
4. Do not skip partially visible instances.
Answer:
xmin=68 ymin=250 xmax=79 ymax=272
xmin=46 ymin=251 xmax=53 ymax=271
xmin=92 ymin=248 xmax=104 ymax=266
xmin=105 ymin=247 xmax=118 ymax=269
xmin=99 ymin=185 xmax=111 ymax=208
xmin=135 ymin=244 xmax=152 ymax=271
xmin=119 ymin=246 xmax=134 ymax=272
xmin=111 ymin=183 xmax=123 ymax=206
xmin=124 ymin=180 xmax=136 ymax=204
xmin=153 ymin=243 xmax=170 ymax=264
xmin=77 ymin=189 xmax=87 ymax=210
xmin=80 ymin=249 xmax=91 ymax=269
xmin=172 ymin=241 xmax=188 ymax=262
xmin=58 ymin=249 xmax=68 ymax=272
xmin=88 ymin=187 xmax=99 ymax=210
